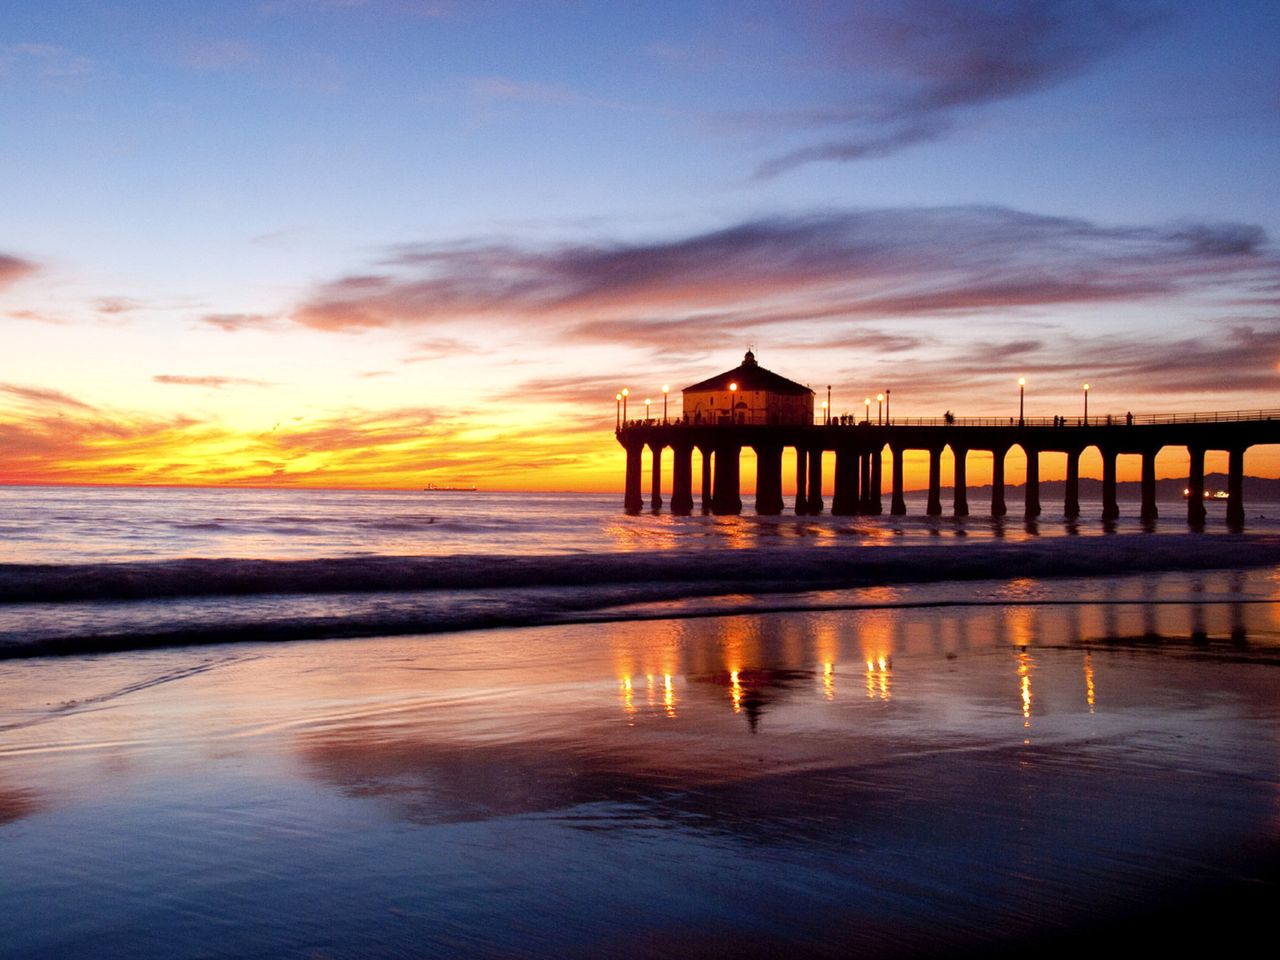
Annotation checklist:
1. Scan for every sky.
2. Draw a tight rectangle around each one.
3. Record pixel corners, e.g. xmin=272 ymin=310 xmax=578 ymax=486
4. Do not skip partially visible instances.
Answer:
xmin=1 ymin=0 xmax=1278 ymax=491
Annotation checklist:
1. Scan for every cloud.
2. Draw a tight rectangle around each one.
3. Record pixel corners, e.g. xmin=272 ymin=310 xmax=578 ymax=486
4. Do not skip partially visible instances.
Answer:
xmin=751 ymin=0 xmax=1161 ymax=177
xmin=0 ymin=254 xmax=36 ymax=288
xmin=753 ymin=119 xmax=951 ymax=180
xmin=95 ymin=297 xmax=145 ymax=315
xmin=284 ymin=207 xmax=1276 ymax=356
xmin=461 ymin=76 xmax=677 ymax=119
xmin=152 ymin=375 xmax=275 ymax=389
xmin=0 ymin=383 xmax=98 ymax=413
xmin=0 ymin=43 xmax=94 ymax=82
xmin=200 ymin=312 xmax=279 ymax=332
xmin=875 ymin=321 xmax=1280 ymax=401
xmin=0 ymin=390 xmax=605 ymax=489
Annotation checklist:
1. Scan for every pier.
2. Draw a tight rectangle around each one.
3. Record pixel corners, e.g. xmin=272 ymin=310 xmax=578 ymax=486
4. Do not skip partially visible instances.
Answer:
xmin=616 ymin=411 xmax=1280 ymax=526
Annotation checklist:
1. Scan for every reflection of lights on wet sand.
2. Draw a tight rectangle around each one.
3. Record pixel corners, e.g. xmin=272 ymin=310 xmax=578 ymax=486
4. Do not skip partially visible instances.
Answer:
xmin=663 ymin=673 xmax=676 ymax=718
xmin=1084 ymin=653 xmax=1096 ymax=713
xmin=621 ymin=675 xmax=635 ymax=716
xmin=822 ymin=661 xmax=834 ymax=701
xmin=646 ymin=674 xmax=657 ymax=710
xmin=864 ymin=656 xmax=891 ymax=700
xmin=1018 ymin=651 xmax=1033 ymax=727
xmin=730 ymin=669 xmax=743 ymax=713
xmin=1006 ymin=606 xmax=1036 ymax=648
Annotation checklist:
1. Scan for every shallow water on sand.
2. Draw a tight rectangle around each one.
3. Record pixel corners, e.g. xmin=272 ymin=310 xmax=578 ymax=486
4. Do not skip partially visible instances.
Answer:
xmin=1 ymin=577 xmax=1277 ymax=958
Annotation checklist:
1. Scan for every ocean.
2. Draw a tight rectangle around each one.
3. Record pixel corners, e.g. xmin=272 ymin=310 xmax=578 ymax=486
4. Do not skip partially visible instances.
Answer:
xmin=1 ymin=485 xmax=1278 ymax=957
xmin=3 ymin=484 xmax=1279 ymax=658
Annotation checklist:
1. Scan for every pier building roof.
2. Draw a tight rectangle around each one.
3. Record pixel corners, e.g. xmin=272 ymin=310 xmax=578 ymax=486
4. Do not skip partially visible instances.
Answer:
xmin=682 ymin=351 xmax=812 ymax=396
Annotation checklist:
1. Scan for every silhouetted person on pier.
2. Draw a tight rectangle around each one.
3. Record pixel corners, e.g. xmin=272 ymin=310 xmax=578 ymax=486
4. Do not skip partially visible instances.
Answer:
xmin=1126 ymin=411 xmax=1133 ymax=426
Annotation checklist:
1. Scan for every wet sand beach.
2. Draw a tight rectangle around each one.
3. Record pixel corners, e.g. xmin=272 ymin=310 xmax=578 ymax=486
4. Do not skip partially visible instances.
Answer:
xmin=2 ymin=569 xmax=1277 ymax=958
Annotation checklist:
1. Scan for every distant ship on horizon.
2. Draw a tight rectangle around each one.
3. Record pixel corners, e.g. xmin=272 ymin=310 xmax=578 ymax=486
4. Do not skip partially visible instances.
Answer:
xmin=423 ymin=482 xmax=478 ymax=492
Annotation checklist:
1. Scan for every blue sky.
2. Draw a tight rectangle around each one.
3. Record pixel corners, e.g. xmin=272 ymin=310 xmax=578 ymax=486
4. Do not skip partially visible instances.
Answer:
xmin=1 ymin=0 xmax=1278 ymax=487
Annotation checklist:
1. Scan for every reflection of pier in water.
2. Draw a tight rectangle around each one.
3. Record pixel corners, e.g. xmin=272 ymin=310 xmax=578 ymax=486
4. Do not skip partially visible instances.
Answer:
xmin=613 ymin=589 xmax=1271 ymax=730
xmin=617 ymin=412 xmax=1280 ymax=526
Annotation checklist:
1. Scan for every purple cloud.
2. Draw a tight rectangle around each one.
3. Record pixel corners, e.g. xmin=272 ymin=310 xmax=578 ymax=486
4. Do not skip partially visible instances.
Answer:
xmin=0 ymin=254 xmax=36 ymax=288
xmin=752 ymin=0 xmax=1162 ymax=177
xmin=281 ymin=207 xmax=1274 ymax=351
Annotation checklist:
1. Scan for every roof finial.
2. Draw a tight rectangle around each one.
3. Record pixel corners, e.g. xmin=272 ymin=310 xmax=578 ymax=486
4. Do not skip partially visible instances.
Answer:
xmin=743 ymin=346 xmax=757 ymax=366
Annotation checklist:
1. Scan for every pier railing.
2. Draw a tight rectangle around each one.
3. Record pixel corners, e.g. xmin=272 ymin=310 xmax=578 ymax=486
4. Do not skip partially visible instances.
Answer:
xmin=620 ymin=408 xmax=1280 ymax=430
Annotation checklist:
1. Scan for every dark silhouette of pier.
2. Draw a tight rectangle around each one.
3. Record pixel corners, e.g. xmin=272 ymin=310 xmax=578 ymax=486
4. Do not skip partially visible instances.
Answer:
xmin=616 ymin=410 xmax=1280 ymax=526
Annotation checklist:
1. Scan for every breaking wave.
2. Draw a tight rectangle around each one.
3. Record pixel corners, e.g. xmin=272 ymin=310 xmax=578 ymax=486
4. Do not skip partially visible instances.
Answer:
xmin=2 ymin=534 xmax=1278 ymax=659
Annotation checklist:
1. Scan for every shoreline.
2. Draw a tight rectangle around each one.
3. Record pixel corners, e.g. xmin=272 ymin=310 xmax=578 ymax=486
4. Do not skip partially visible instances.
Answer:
xmin=2 ymin=600 xmax=1276 ymax=957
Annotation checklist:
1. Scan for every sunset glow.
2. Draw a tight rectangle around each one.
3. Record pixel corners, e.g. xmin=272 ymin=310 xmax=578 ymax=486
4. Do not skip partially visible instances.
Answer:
xmin=3 ymin=2 xmax=1278 ymax=491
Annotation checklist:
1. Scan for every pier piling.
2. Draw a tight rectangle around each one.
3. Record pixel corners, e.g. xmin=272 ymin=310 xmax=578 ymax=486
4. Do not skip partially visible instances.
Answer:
xmin=616 ymin=413 xmax=1277 ymax=526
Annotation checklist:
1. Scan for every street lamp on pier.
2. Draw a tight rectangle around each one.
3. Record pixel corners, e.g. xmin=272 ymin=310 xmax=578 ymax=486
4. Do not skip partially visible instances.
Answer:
xmin=615 ymin=392 xmax=622 ymax=430
xmin=1018 ymin=377 xmax=1026 ymax=426
xmin=645 ymin=397 xmax=652 ymax=422
xmin=1083 ymin=383 xmax=1090 ymax=424
xmin=885 ymin=389 xmax=890 ymax=425
xmin=877 ymin=393 xmax=884 ymax=425
xmin=864 ymin=397 xmax=871 ymax=424
xmin=729 ymin=382 xmax=738 ymax=423
xmin=662 ymin=384 xmax=669 ymax=423
xmin=621 ymin=387 xmax=629 ymax=422
xmin=821 ymin=399 xmax=828 ymax=425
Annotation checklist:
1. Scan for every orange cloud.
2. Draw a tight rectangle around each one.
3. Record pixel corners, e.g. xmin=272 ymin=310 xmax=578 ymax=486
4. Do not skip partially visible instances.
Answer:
xmin=0 ymin=388 xmax=623 ymax=491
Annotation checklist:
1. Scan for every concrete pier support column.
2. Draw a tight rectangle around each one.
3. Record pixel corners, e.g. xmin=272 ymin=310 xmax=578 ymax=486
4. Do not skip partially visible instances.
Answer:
xmin=1227 ymin=447 xmax=1246 ymax=527
xmin=832 ymin=447 xmax=854 ymax=515
xmin=1064 ymin=450 xmax=1081 ymax=519
xmin=891 ymin=447 xmax=907 ymax=515
xmin=807 ymin=447 xmax=825 ymax=515
xmin=648 ymin=443 xmax=663 ymax=512
xmin=1140 ymin=449 xmax=1159 ymax=521
xmin=670 ymin=444 xmax=694 ymax=516
xmin=991 ymin=447 xmax=1008 ymax=517
xmin=624 ymin=442 xmax=644 ymax=514
xmin=953 ymin=447 xmax=969 ymax=517
xmin=700 ymin=447 xmax=713 ymax=514
xmin=926 ymin=448 xmax=942 ymax=516
xmin=1102 ymin=449 xmax=1119 ymax=521
xmin=712 ymin=444 xmax=742 ymax=516
xmin=754 ymin=445 xmax=785 ymax=516
xmin=1187 ymin=447 xmax=1206 ymax=527
xmin=794 ymin=447 xmax=809 ymax=515
xmin=1024 ymin=448 xmax=1041 ymax=519
xmin=870 ymin=448 xmax=883 ymax=515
